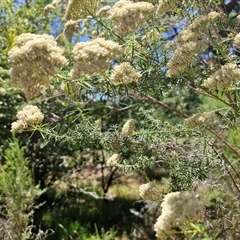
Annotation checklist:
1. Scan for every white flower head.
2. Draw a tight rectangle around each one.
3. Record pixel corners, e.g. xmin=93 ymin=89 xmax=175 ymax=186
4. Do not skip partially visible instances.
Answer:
xmin=110 ymin=63 xmax=142 ymax=85
xmin=71 ymin=38 xmax=122 ymax=78
xmin=11 ymin=105 xmax=44 ymax=133
xmin=201 ymin=63 xmax=240 ymax=89
xmin=109 ymin=0 xmax=154 ymax=36
xmin=8 ymin=33 xmax=68 ymax=100
xmin=139 ymin=181 xmax=163 ymax=201
xmin=121 ymin=119 xmax=136 ymax=137
xmin=106 ymin=153 xmax=120 ymax=166
xmin=154 ymin=191 xmax=205 ymax=239
xmin=0 ymin=87 xmax=7 ymax=96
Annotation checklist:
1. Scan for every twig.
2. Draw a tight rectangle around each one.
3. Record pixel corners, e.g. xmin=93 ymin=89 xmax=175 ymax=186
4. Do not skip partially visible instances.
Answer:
xmin=129 ymin=92 xmax=189 ymax=118
xmin=211 ymin=145 xmax=240 ymax=195
xmin=72 ymin=186 xmax=114 ymax=201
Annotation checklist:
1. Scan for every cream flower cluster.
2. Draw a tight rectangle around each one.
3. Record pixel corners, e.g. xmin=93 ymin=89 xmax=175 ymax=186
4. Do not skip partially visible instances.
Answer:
xmin=166 ymin=41 xmax=197 ymax=77
xmin=108 ymin=0 xmax=154 ymax=36
xmin=96 ymin=5 xmax=111 ymax=17
xmin=44 ymin=0 xmax=65 ymax=14
xmin=71 ymin=37 xmax=122 ymax=78
xmin=154 ymin=191 xmax=205 ymax=239
xmin=166 ymin=12 xmax=221 ymax=78
xmin=11 ymin=105 xmax=44 ymax=133
xmin=64 ymin=20 xmax=80 ymax=39
xmin=64 ymin=0 xmax=101 ymax=20
xmin=201 ymin=63 xmax=240 ymax=89
xmin=110 ymin=62 xmax=142 ymax=85
xmin=0 ymin=87 xmax=6 ymax=96
xmin=156 ymin=0 xmax=180 ymax=15
xmin=177 ymin=12 xmax=221 ymax=45
xmin=188 ymin=12 xmax=220 ymax=30
xmin=184 ymin=112 xmax=213 ymax=128
xmin=234 ymin=33 xmax=240 ymax=46
xmin=121 ymin=119 xmax=136 ymax=137
xmin=106 ymin=153 xmax=120 ymax=166
xmin=139 ymin=181 xmax=163 ymax=201
xmin=8 ymin=33 xmax=68 ymax=100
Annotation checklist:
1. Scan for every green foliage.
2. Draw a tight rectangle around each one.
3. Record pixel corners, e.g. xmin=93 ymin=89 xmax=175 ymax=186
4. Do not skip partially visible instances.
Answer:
xmin=35 ymin=183 xmax=141 ymax=240
xmin=0 ymin=138 xmax=46 ymax=239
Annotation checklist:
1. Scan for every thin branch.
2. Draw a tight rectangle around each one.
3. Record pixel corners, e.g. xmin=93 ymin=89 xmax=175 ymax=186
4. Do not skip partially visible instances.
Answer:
xmin=209 ymin=126 xmax=240 ymax=161
xmin=211 ymin=145 xmax=240 ymax=195
xmin=129 ymin=92 xmax=189 ymax=118
xmin=104 ymin=166 xmax=118 ymax=194
xmin=106 ymin=104 xmax=138 ymax=115
xmin=187 ymin=82 xmax=233 ymax=109
xmin=71 ymin=185 xmax=114 ymax=201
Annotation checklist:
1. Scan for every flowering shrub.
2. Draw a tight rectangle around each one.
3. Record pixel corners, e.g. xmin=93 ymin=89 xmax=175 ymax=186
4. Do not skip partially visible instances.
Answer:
xmin=2 ymin=0 xmax=240 ymax=239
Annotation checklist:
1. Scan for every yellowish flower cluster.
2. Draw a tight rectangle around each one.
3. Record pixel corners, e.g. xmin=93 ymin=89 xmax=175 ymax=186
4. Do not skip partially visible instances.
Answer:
xmin=96 ymin=5 xmax=111 ymax=17
xmin=156 ymin=0 xmax=180 ymax=15
xmin=64 ymin=20 xmax=80 ymax=39
xmin=108 ymin=0 xmax=154 ymax=36
xmin=139 ymin=181 xmax=163 ymax=201
xmin=0 ymin=87 xmax=6 ymax=96
xmin=106 ymin=153 xmax=120 ymax=166
xmin=154 ymin=191 xmax=205 ymax=239
xmin=110 ymin=62 xmax=142 ymax=85
xmin=208 ymin=11 xmax=222 ymax=21
xmin=11 ymin=105 xmax=44 ymax=133
xmin=8 ymin=33 xmax=68 ymax=100
xmin=71 ymin=38 xmax=122 ymax=78
xmin=121 ymin=119 xmax=136 ymax=137
xmin=166 ymin=12 xmax=221 ymax=77
xmin=177 ymin=12 xmax=221 ymax=45
xmin=184 ymin=112 xmax=213 ymax=128
xmin=64 ymin=0 xmax=101 ymax=20
xmin=201 ymin=63 xmax=240 ymax=89
xmin=177 ymin=29 xmax=198 ymax=44
xmin=166 ymin=41 xmax=197 ymax=77
xmin=44 ymin=0 xmax=63 ymax=15
xmin=234 ymin=33 xmax=240 ymax=46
